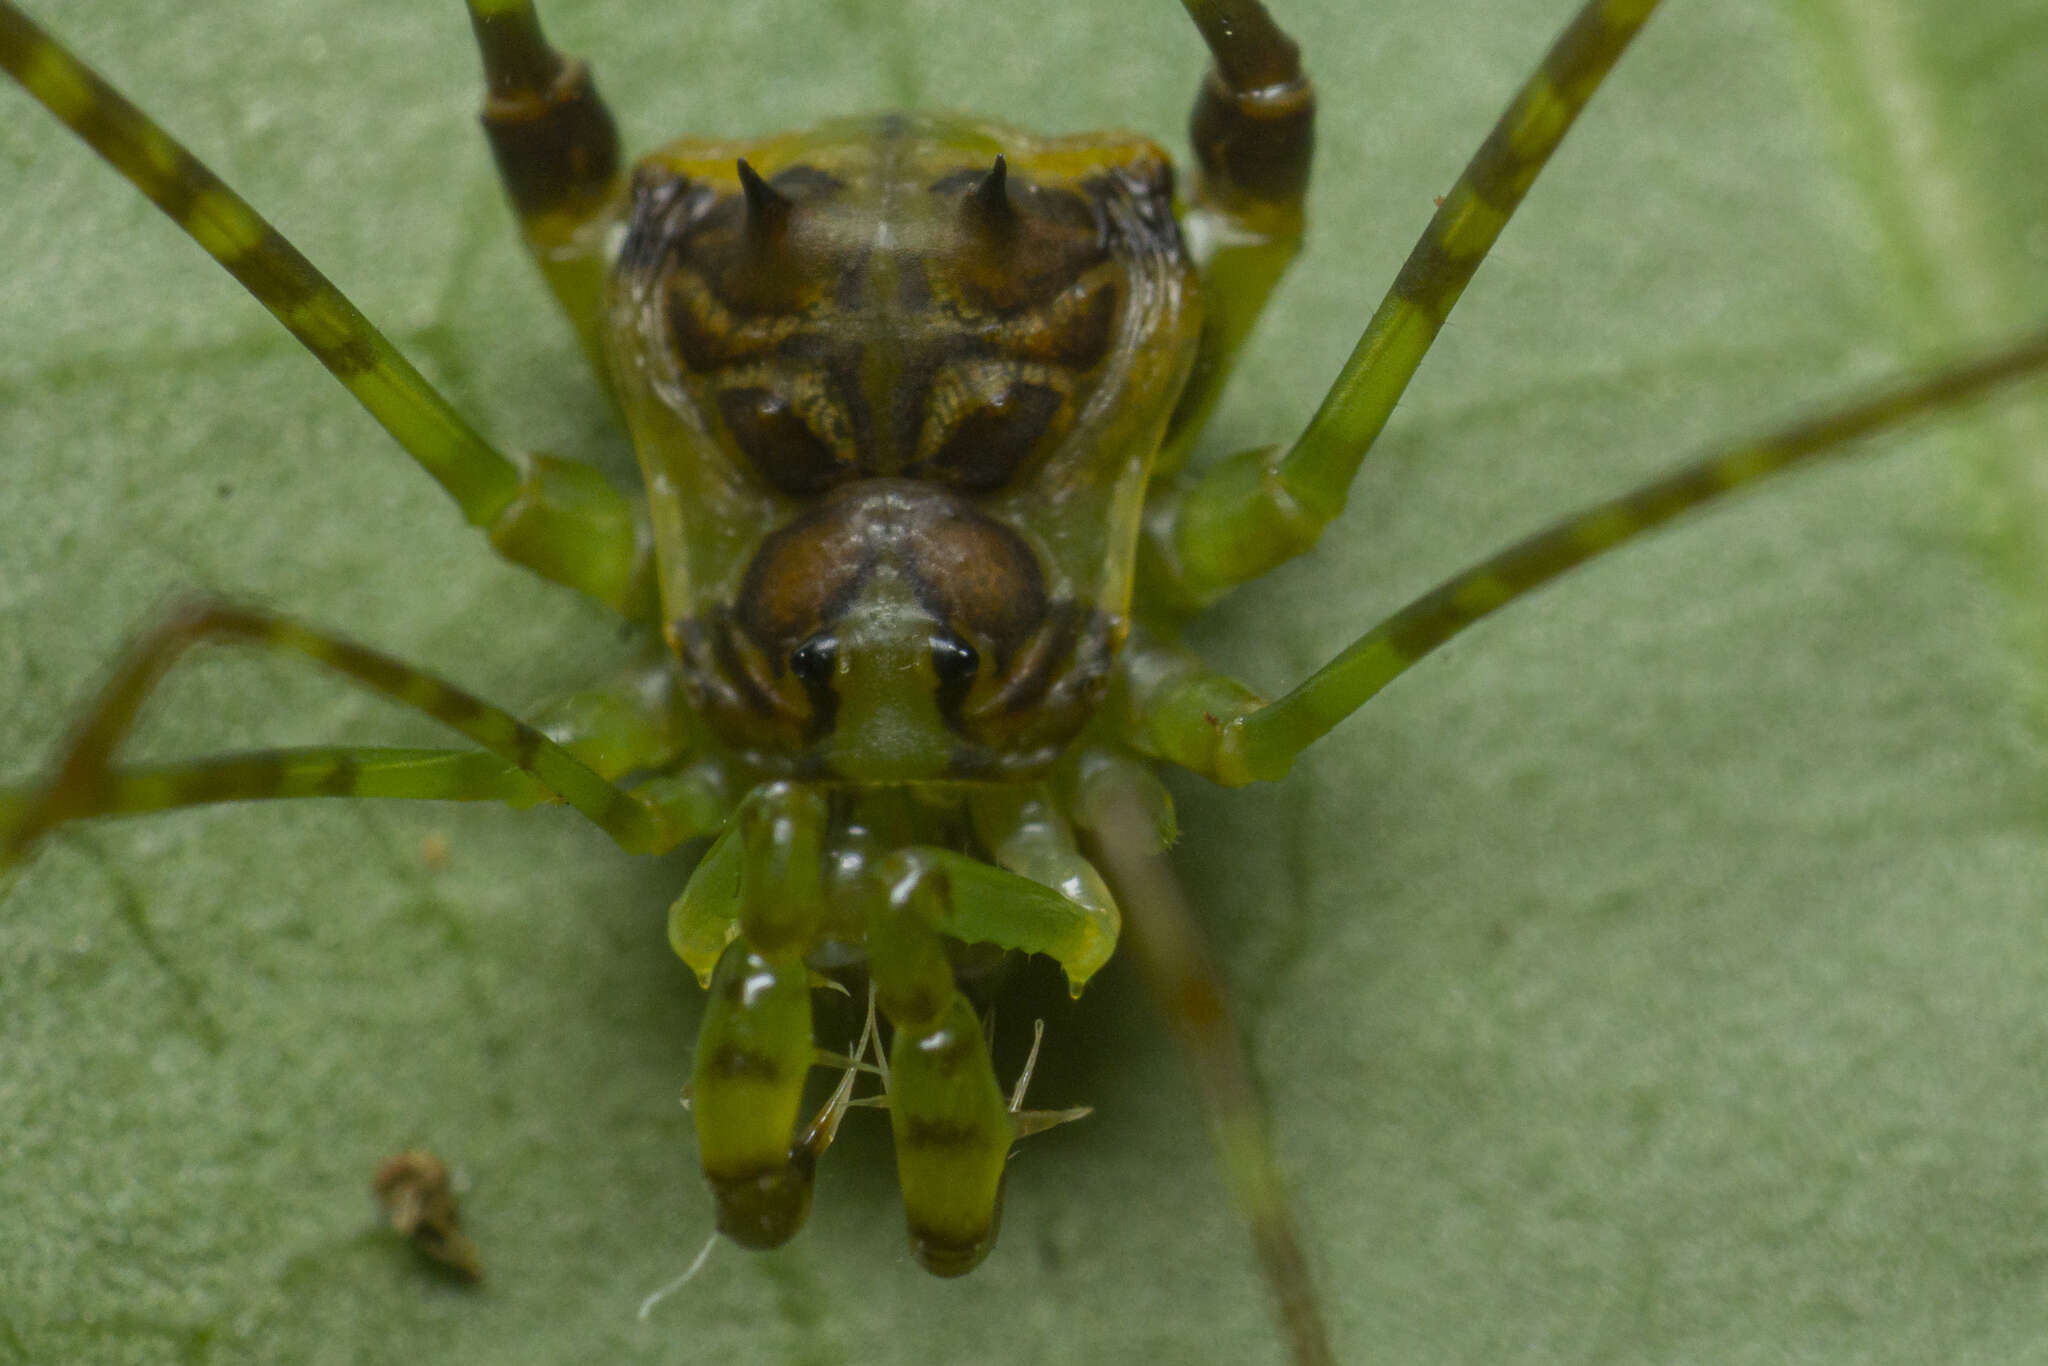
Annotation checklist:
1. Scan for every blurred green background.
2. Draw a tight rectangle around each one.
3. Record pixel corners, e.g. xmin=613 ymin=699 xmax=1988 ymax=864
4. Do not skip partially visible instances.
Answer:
xmin=3 ymin=0 xmax=2047 ymax=1361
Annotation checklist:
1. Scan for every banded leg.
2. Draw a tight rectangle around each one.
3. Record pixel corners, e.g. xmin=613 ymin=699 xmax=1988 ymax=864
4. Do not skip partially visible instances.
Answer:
xmin=0 ymin=599 xmax=708 ymax=871
xmin=1157 ymin=0 xmax=1317 ymax=479
xmin=1076 ymin=753 xmax=1335 ymax=1366
xmin=0 ymin=651 xmax=724 ymax=851
xmin=0 ymin=3 xmax=649 ymax=617
xmin=465 ymin=0 xmax=628 ymax=372
xmin=0 ymin=748 xmax=551 ymax=836
xmin=1151 ymin=0 xmax=1661 ymax=604
xmin=1129 ymin=327 xmax=2048 ymax=784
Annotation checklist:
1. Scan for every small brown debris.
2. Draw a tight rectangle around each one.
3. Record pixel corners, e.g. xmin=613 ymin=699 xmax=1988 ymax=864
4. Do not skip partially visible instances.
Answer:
xmin=419 ymin=830 xmax=451 ymax=873
xmin=373 ymin=1148 xmax=482 ymax=1282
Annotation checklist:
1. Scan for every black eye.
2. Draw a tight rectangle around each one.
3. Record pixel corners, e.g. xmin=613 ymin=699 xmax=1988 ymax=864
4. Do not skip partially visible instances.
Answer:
xmin=930 ymin=634 xmax=980 ymax=688
xmin=790 ymin=635 xmax=838 ymax=687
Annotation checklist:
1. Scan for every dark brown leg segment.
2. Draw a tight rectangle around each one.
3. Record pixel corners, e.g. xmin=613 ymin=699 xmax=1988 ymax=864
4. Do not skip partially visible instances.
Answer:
xmin=467 ymin=0 xmax=621 ymax=225
xmin=1159 ymin=0 xmax=1318 ymax=475
xmin=464 ymin=1 xmax=629 ymax=369
xmin=1182 ymin=0 xmax=1315 ymax=210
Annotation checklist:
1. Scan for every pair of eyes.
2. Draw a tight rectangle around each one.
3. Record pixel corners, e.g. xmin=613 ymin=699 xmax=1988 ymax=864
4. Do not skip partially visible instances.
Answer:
xmin=787 ymin=632 xmax=981 ymax=691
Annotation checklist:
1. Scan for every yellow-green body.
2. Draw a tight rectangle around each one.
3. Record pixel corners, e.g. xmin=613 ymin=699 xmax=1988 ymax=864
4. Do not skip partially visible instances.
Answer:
xmin=608 ymin=115 xmax=1198 ymax=780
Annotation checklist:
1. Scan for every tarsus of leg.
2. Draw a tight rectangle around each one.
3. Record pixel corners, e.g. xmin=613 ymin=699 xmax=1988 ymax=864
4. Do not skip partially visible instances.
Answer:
xmin=0 ymin=599 xmax=699 ymax=870
xmin=1159 ymin=326 xmax=2048 ymax=786
xmin=1161 ymin=0 xmax=1661 ymax=603
xmin=0 ymin=4 xmax=648 ymax=616
xmin=1078 ymin=754 xmax=1335 ymax=1366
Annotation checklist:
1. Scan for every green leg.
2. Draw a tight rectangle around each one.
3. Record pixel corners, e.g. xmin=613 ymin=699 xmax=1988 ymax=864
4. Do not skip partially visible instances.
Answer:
xmin=464 ymin=0 xmax=628 ymax=374
xmin=1074 ymin=753 xmax=1335 ymax=1366
xmin=1152 ymin=0 xmax=1660 ymax=604
xmin=1155 ymin=0 xmax=1316 ymax=481
xmin=1133 ymin=327 xmax=2048 ymax=784
xmin=0 ymin=748 xmax=552 ymax=837
xmin=0 ymin=3 xmax=649 ymax=617
xmin=0 ymin=645 xmax=719 ymax=840
xmin=522 ymin=653 xmax=706 ymax=782
xmin=0 ymin=599 xmax=709 ymax=870
xmin=0 ymin=678 xmax=727 ymax=849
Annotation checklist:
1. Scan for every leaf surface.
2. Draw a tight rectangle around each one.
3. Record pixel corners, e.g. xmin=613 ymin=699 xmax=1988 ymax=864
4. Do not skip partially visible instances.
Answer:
xmin=3 ymin=1 xmax=2047 ymax=1362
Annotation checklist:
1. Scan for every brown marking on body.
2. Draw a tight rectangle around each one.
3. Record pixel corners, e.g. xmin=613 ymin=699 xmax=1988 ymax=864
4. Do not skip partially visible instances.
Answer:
xmin=626 ymin=134 xmax=1179 ymax=499
xmin=679 ymin=482 xmax=1113 ymax=771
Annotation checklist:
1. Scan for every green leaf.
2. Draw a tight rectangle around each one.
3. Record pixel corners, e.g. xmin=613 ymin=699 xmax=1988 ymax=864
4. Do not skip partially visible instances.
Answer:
xmin=3 ymin=1 xmax=2047 ymax=1362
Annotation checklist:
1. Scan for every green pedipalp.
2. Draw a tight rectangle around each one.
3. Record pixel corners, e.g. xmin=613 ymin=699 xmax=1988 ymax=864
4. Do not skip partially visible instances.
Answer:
xmin=736 ymin=782 xmax=828 ymax=950
xmin=883 ymin=994 xmax=1015 ymax=1277
xmin=691 ymin=937 xmax=818 ymax=1249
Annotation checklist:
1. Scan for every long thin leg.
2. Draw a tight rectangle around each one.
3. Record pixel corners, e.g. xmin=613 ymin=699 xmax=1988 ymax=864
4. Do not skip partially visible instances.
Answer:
xmin=1151 ymin=0 xmax=1660 ymax=605
xmin=0 ymin=748 xmax=551 ymax=833
xmin=1156 ymin=0 xmax=1316 ymax=480
xmin=0 ymin=3 xmax=650 ymax=617
xmin=1129 ymin=327 xmax=2048 ymax=784
xmin=0 ymin=742 xmax=729 ymax=844
xmin=1074 ymin=753 xmax=1335 ymax=1366
xmin=464 ymin=0 xmax=628 ymax=373
xmin=0 ymin=658 xmax=703 ymax=835
xmin=0 ymin=599 xmax=705 ymax=869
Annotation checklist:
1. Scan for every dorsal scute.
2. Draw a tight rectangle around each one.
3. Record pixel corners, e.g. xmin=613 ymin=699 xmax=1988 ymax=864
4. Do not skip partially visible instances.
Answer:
xmin=616 ymin=112 xmax=1190 ymax=499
